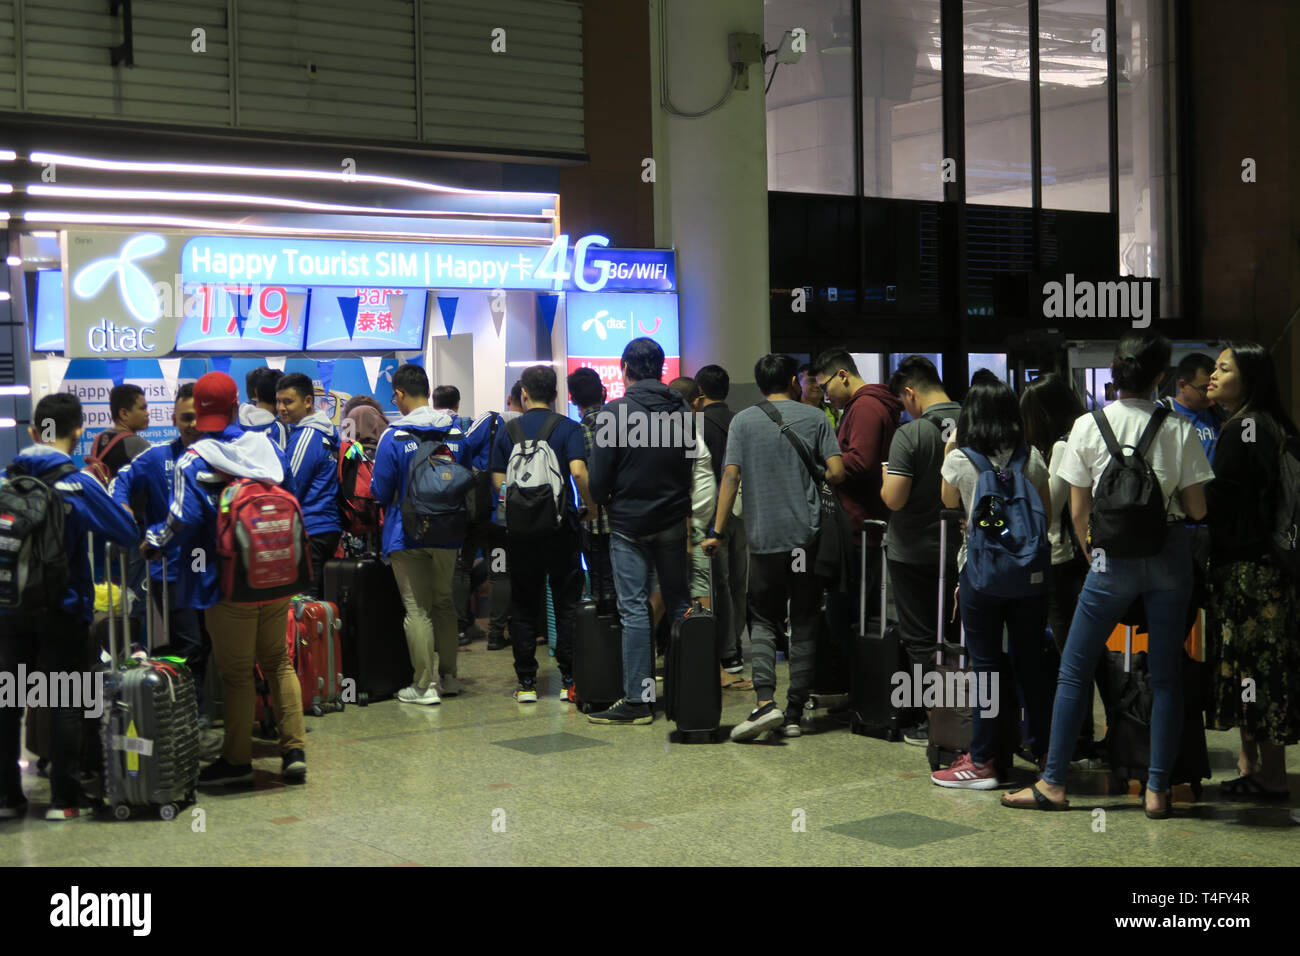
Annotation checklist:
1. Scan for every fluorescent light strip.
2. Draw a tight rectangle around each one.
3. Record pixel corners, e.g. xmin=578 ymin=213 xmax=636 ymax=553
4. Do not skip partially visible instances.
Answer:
xmin=5 ymin=256 xmax=19 ymax=266
xmin=0 ymin=291 xmax=9 ymax=300
xmin=0 ymin=184 xmax=11 ymax=193
xmin=0 ymin=151 xmax=14 ymax=162
xmin=28 ymin=151 xmax=559 ymax=203
xmin=0 ymin=385 xmax=30 ymax=396
xmin=0 ymin=418 xmax=16 ymax=428
xmin=25 ymin=184 xmax=554 ymax=222
xmin=22 ymin=210 xmax=556 ymax=245
xmin=504 ymin=360 xmax=565 ymax=368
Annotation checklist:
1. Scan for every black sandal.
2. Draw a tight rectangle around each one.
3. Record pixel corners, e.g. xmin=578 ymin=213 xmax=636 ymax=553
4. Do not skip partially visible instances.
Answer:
xmin=1001 ymin=783 xmax=1070 ymax=811
xmin=1219 ymin=775 xmax=1291 ymax=802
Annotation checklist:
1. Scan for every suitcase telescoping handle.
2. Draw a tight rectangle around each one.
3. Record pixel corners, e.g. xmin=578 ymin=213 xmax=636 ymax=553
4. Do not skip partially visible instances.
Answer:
xmin=862 ymin=520 xmax=888 ymax=640
xmin=143 ymin=552 xmax=169 ymax=654
xmin=938 ymin=508 xmax=965 ymax=666
xmin=104 ymin=540 xmax=134 ymax=669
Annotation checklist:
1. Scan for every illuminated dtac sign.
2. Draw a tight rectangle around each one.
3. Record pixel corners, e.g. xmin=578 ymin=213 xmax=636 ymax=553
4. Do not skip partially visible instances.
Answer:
xmin=180 ymin=235 xmax=675 ymax=293
xmin=64 ymin=230 xmax=183 ymax=358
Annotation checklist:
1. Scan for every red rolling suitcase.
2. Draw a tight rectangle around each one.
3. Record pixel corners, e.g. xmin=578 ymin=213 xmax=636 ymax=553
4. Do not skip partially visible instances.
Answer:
xmin=290 ymin=598 xmax=344 ymax=716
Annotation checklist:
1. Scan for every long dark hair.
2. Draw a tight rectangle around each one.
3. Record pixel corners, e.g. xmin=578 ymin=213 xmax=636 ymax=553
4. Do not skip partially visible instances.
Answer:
xmin=1111 ymin=331 xmax=1171 ymax=394
xmin=1223 ymin=341 xmax=1299 ymax=439
xmin=956 ymin=379 xmax=1025 ymax=457
xmin=1020 ymin=373 xmax=1085 ymax=460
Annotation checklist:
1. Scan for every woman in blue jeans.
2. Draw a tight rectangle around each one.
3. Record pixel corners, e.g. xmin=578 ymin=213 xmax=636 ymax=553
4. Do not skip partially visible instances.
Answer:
xmin=932 ymin=377 xmax=1055 ymax=790
xmin=1003 ymin=332 xmax=1213 ymax=817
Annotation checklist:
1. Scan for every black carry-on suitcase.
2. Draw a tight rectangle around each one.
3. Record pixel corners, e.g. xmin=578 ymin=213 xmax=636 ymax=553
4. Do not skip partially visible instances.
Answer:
xmin=665 ymin=556 xmax=722 ymax=741
xmin=1104 ymin=625 xmax=1210 ymax=800
xmin=325 ymin=557 xmax=410 ymax=706
xmin=573 ymin=602 xmax=623 ymax=714
xmin=847 ymin=520 xmax=903 ymax=740
xmin=100 ymin=547 xmax=200 ymax=821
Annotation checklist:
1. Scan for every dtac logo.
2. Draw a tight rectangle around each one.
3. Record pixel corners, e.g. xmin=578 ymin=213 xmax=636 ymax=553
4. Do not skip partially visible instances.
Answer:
xmin=581 ymin=310 xmax=610 ymax=340
xmin=72 ymin=234 xmax=166 ymax=323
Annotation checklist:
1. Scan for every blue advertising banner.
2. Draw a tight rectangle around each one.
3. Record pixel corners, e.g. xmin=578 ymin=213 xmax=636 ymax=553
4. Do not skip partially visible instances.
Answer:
xmin=60 ymin=358 xmax=177 ymax=466
xmin=565 ymin=292 xmax=680 ymax=404
xmin=181 ymin=235 xmax=675 ymax=293
xmin=305 ymin=287 xmax=428 ymax=351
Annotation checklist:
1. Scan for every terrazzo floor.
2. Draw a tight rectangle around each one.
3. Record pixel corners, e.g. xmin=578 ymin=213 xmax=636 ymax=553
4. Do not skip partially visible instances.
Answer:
xmin=2 ymin=638 xmax=1296 ymax=866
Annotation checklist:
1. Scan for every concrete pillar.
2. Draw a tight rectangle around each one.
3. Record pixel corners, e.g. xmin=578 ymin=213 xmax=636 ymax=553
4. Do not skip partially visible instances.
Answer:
xmin=649 ymin=0 xmax=770 ymax=407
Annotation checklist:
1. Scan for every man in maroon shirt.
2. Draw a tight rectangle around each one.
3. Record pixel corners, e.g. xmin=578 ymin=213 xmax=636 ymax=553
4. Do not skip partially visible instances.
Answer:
xmin=811 ymin=348 xmax=902 ymax=642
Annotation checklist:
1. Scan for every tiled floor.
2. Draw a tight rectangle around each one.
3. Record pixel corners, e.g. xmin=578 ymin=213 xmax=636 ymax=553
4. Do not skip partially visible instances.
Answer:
xmin=2 ymin=642 xmax=1297 ymax=866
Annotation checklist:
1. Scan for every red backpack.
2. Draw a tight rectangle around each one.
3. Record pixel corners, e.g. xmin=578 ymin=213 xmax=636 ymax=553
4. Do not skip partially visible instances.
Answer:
xmin=336 ymin=439 xmax=379 ymax=536
xmin=214 ymin=478 xmax=311 ymax=603
xmin=84 ymin=430 xmax=134 ymax=487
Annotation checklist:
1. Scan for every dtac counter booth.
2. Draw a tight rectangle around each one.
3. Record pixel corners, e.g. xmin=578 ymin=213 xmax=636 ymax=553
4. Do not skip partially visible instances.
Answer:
xmin=22 ymin=214 xmax=678 ymax=462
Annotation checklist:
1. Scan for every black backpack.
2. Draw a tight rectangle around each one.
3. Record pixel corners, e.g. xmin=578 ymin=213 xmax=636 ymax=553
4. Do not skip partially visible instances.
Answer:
xmin=0 ymin=462 xmax=78 ymax=612
xmin=1089 ymin=406 xmax=1170 ymax=559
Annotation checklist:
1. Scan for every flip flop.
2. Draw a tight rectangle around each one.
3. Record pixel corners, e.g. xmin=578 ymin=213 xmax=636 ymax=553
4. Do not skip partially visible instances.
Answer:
xmin=721 ymin=677 xmax=753 ymax=691
xmin=1218 ymin=775 xmax=1290 ymax=802
xmin=1001 ymin=783 xmax=1069 ymax=811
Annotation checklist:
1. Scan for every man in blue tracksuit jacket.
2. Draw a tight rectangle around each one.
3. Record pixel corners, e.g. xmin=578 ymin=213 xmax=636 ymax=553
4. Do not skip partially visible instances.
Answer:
xmin=1 ymin=393 xmax=140 ymax=822
xmin=110 ymin=383 xmax=209 ymax=695
xmin=144 ymin=372 xmax=306 ymax=787
xmin=239 ymin=366 xmax=289 ymax=452
xmin=372 ymin=365 xmax=464 ymax=705
xmin=276 ymin=372 xmax=341 ymax=598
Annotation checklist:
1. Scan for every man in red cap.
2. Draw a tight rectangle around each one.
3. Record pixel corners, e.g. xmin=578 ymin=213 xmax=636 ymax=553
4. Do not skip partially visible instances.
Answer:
xmin=144 ymin=371 xmax=308 ymax=787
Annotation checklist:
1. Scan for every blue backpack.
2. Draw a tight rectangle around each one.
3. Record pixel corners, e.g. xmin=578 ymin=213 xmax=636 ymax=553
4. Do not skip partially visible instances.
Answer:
xmin=961 ymin=446 xmax=1049 ymax=598
xmin=401 ymin=439 xmax=474 ymax=547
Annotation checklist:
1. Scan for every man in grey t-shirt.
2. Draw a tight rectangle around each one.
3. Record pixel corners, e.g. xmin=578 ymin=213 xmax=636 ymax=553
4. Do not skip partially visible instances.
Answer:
xmin=881 ymin=357 xmax=961 ymax=740
xmin=703 ymin=354 xmax=844 ymax=743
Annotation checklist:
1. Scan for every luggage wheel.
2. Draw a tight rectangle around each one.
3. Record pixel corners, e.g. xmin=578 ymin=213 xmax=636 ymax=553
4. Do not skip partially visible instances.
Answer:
xmin=311 ymin=704 xmax=324 ymax=717
xmin=113 ymin=804 xmax=131 ymax=821
xmin=358 ymin=692 xmax=370 ymax=707
xmin=159 ymin=803 xmax=178 ymax=822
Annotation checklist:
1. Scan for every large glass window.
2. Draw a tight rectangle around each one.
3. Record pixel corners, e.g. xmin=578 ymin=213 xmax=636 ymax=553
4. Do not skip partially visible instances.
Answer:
xmin=766 ymin=0 xmax=857 ymax=195
xmin=963 ymin=0 xmax=1033 ymax=206
xmin=861 ymin=0 xmax=944 ymax=199
xmin=1038 ymin=0 xmax=1109 ymax=211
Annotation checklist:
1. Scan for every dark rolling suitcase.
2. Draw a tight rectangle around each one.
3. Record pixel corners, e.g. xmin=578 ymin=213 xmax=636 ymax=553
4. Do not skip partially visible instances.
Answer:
xmin=100 ymin=547 xmax=200 ymax=821
xmin=848 ymin=521 xmax=903 ymax=740
xmin=665 ymin=558 xmax=721 ymax=740
xmin=573 ymin=602 xmax=623 ymax=713
xmin=325 ymin=557 xmax=410 ymax=706
xmin=1104 ymin=625 xmax=1210 ymax=800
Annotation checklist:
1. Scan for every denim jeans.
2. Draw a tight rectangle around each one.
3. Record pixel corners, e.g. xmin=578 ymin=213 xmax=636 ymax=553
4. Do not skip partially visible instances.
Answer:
xmin=958 ymin=569 xmax=1055 ymax=766
xmin=1044 ymin=524 xmax=1194 ymax=793
xmin=610 ymin=522 xmax=690 ymax=703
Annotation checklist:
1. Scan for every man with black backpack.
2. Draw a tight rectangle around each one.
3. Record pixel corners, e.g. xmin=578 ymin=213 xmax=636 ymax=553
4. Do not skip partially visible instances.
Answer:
xmin=491 ymin=364 xmax=591 ymax=704
xmin=371 ymin=364 xmax=468 ymax=705
xmin=143 ymin=372 xmax=310 ymax=787
xmin=1 ymin=393 xmax=142 ymax=821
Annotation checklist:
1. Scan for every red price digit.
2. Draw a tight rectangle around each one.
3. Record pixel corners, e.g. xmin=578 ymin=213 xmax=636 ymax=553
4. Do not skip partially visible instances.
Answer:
xmin=198 ymin=285 xmax=214 ymax=334
xmin=259 ymin=287 xmax=289 ymax=335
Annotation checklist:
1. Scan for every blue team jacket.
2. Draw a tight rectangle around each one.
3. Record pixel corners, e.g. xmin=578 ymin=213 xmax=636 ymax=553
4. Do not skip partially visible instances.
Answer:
xmin=238 ymin=403 xmax=290 ymax=451
xmin=286 ymin=411 xmax=342 ymax=537
xmin=145 ymin=425 xmax=289 ymax=611
xmin=1 ymin=446 xmax=141 ymax=624
xmin=370 ymin=406 xmax=464 ymax=558
xmin=110 ymin=437 xmax=187 ymax=583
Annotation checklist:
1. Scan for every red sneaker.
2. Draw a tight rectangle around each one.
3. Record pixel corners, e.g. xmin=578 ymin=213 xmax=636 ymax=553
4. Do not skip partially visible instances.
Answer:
xmin=931 ymin=752 xmax=1000 ymax=790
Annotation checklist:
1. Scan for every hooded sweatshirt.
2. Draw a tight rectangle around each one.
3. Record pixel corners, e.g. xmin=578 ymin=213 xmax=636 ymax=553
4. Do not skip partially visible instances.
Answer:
xmin=370 ymin=405 xmax=464 ymax=557
xmin=1 ymin=445 xmax=141 ymax=623
xmin=145 ymin=425 xmax=286 ymax=611
xmin=286 ymin=410 xmax=342 ymax=537
xmin=588 ymin=379 xmax=693 ymax=537
xmin=237 ymin=403 xmax=289 ymax=452
xmin=835 ymin=383 xmax=903 ymax=544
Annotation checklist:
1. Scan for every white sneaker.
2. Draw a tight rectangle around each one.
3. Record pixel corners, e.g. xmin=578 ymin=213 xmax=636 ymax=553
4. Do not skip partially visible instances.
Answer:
xmin=439 ymin=675 xmax=462 ymax=697
xmin=397 ymin=685 xmax=441 ymax=706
